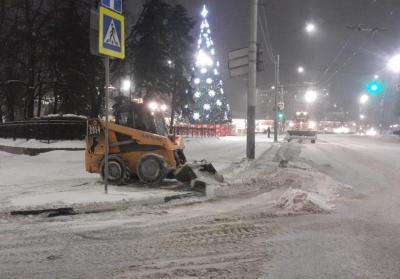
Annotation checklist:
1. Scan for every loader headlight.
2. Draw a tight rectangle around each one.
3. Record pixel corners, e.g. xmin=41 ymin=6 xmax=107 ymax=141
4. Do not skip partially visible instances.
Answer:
xmin=308 ymin=121 xmax=316 ymax=129
xmin=148 ymin=102 xmax=159 ymax=111
xmin=160 ymin=104 xmax=168 ymax=112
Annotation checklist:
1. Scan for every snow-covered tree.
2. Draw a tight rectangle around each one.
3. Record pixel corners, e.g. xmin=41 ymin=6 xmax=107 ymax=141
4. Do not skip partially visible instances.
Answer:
xmin=190 ymin=5 xmax=231 ymax=124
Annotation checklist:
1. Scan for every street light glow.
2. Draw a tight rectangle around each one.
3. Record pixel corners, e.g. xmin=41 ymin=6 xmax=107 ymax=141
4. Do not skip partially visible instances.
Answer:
xmin=388 ymin=54 xmax=400 ymax=73
xmin=297 ymin=66 xmax=304 ymax=73
xmin=121 ymin=79 xmax=131 ymax=92
xmin=305 ymin=22 xmax=316 ymax=33
xmin=304 ymin=90 xmax=317 ymax=103
xmin=360 ymin=114 xmax=365 ymax=120
xmin=359 ymin=94 xmax=369 ymax=104
xmin=374 ymin=74 xmax=379 ymax=79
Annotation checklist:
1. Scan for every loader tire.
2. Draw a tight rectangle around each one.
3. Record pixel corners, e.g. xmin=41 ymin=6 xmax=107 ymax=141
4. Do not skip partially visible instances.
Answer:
xmin=311 ymin=139 xmax=316 ymax=144
xmin=137 ymin=154 xmax=167 ymax=185
xmin=100 ymin=155 xmax=131 ymax=185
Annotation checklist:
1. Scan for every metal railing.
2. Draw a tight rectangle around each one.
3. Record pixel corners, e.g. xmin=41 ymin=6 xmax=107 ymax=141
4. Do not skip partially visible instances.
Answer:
xmin=0 ymin=118 xmax=86 ymax=142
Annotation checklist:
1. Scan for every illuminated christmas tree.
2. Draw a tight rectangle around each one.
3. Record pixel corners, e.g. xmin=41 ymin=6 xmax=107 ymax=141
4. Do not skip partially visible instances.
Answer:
xmin=190 ymin=5 xmax=232 ymax=124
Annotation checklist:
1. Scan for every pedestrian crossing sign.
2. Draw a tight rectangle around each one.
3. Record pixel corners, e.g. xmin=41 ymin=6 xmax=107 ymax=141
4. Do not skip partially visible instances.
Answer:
xmin=99 ymin=6 xmax=125 ymax=59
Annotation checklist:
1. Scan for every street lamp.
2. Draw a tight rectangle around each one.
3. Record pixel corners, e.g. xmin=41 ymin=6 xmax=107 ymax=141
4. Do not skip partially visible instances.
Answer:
xmin=374 ymin=74 xmax=379 ymax=79
xmin=388 ymin=54 xmax=400 ymax=73
xmin=297 ymin=66 xmax=304 ymax=73
xmin=305 ymin=22 xmax=316 ymax=33
xmin=359 ymin=94 xmax=369 ymax=104
xmin=304 ymin=90 xmax=317 ymax=103
xmin=360 ymin=114 xmax=365 ymax=120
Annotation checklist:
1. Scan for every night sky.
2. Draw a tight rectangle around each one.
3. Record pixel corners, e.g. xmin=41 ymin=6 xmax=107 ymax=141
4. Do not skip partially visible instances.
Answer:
xmin=128 ymin=0 xmax=400 ymax=122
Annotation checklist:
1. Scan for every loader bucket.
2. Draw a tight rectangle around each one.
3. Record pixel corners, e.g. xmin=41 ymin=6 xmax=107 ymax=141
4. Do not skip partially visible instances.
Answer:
xmin=174 ymin=165 xmax=197 ymax=183
xmin=174 ymin=160 xmax=224 ymax=196
xmin=174 ymin=161 xmax=224 ymax=193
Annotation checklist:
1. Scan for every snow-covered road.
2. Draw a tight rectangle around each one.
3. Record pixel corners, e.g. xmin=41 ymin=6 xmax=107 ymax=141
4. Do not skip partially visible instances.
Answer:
xmin=263 ymin=134 xmax=400 ymax=278
xmin=1 ymin=134 xmax=400 ymax=278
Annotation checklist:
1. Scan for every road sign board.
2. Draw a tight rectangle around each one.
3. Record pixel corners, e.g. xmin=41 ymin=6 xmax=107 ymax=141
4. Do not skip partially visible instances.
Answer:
xmin=99 ymin=6 xmax=125 ymax=59
xmin=228 ymin=46 xmax=264 ymax=78
xmin=101 ymin=0 xmax=122 ymax=14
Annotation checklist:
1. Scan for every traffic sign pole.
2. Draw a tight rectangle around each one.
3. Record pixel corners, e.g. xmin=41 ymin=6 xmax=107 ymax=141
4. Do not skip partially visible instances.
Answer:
xmin=104 ymin=56 xmax=110 ymax=194
xmin=96 ymin=2 xmax=125 ymax=194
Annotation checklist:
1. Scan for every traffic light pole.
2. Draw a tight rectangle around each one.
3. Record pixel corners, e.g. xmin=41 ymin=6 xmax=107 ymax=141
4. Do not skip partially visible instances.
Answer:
xmin=274 ymin=54 xmax=280 ymax=142
xmin=247 ymin=0 xmax=258 ymax=159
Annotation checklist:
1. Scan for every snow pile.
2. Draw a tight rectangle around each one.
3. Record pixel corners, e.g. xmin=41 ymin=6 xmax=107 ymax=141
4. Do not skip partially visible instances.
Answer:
xmin=275 ymin=187 xmax=331 ymax=213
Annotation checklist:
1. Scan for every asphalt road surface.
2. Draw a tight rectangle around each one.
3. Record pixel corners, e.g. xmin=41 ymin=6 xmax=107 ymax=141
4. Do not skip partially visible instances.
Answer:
xmin=1 ymin=134 xmax=399 ymax=278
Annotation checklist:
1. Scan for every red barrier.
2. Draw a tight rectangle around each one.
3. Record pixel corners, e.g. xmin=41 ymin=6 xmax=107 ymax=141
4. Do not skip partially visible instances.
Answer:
xmin=173 ymin=123 xmax=234 ymax=137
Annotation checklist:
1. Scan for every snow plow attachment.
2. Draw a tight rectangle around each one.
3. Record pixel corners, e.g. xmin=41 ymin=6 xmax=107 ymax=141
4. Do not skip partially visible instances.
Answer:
xmin=174 ymin=160 xmax=224 ymax=193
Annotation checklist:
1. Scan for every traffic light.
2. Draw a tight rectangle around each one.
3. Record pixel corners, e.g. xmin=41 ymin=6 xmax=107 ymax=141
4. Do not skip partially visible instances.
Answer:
xmin=278 ymin=111 xmax=284 ymax=120
xmin=367 ymin=80 xmax=382 ymax=95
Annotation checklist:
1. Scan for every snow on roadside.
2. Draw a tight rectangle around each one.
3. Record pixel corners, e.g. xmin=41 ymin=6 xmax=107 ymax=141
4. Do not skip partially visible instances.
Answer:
xmin=207 ymin=143 xmax=351 ymax=214
xmin=0 ymin=138 xmax=84 ymax=149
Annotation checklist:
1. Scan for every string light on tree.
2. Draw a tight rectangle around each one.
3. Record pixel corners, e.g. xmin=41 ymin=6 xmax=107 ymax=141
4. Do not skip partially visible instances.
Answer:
xmin=189 ymin=4 xmax=232 ymax=124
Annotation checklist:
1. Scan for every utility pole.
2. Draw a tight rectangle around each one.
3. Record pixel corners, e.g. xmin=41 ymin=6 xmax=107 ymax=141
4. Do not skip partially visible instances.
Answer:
xmin=274 ymin=54 xmax=280 ymax=142
xmin=247 ymin=0 xmax=258 ymax=159
xmin=104 ymin=56 xmax=110 ymax=194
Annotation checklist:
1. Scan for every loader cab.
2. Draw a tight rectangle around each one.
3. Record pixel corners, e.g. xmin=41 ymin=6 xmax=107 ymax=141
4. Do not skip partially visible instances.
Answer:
xmin=115 ymin=103 xmax=168 ymax=136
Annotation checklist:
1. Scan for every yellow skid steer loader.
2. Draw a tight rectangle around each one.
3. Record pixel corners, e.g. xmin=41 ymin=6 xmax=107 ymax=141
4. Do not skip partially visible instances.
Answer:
xmin=85 ymin=101 xmax=222 ymax=189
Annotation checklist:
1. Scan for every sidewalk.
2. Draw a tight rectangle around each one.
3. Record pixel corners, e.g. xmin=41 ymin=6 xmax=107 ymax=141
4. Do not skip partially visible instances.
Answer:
xmin=0 ymin=149 xmax=199 ymax=213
